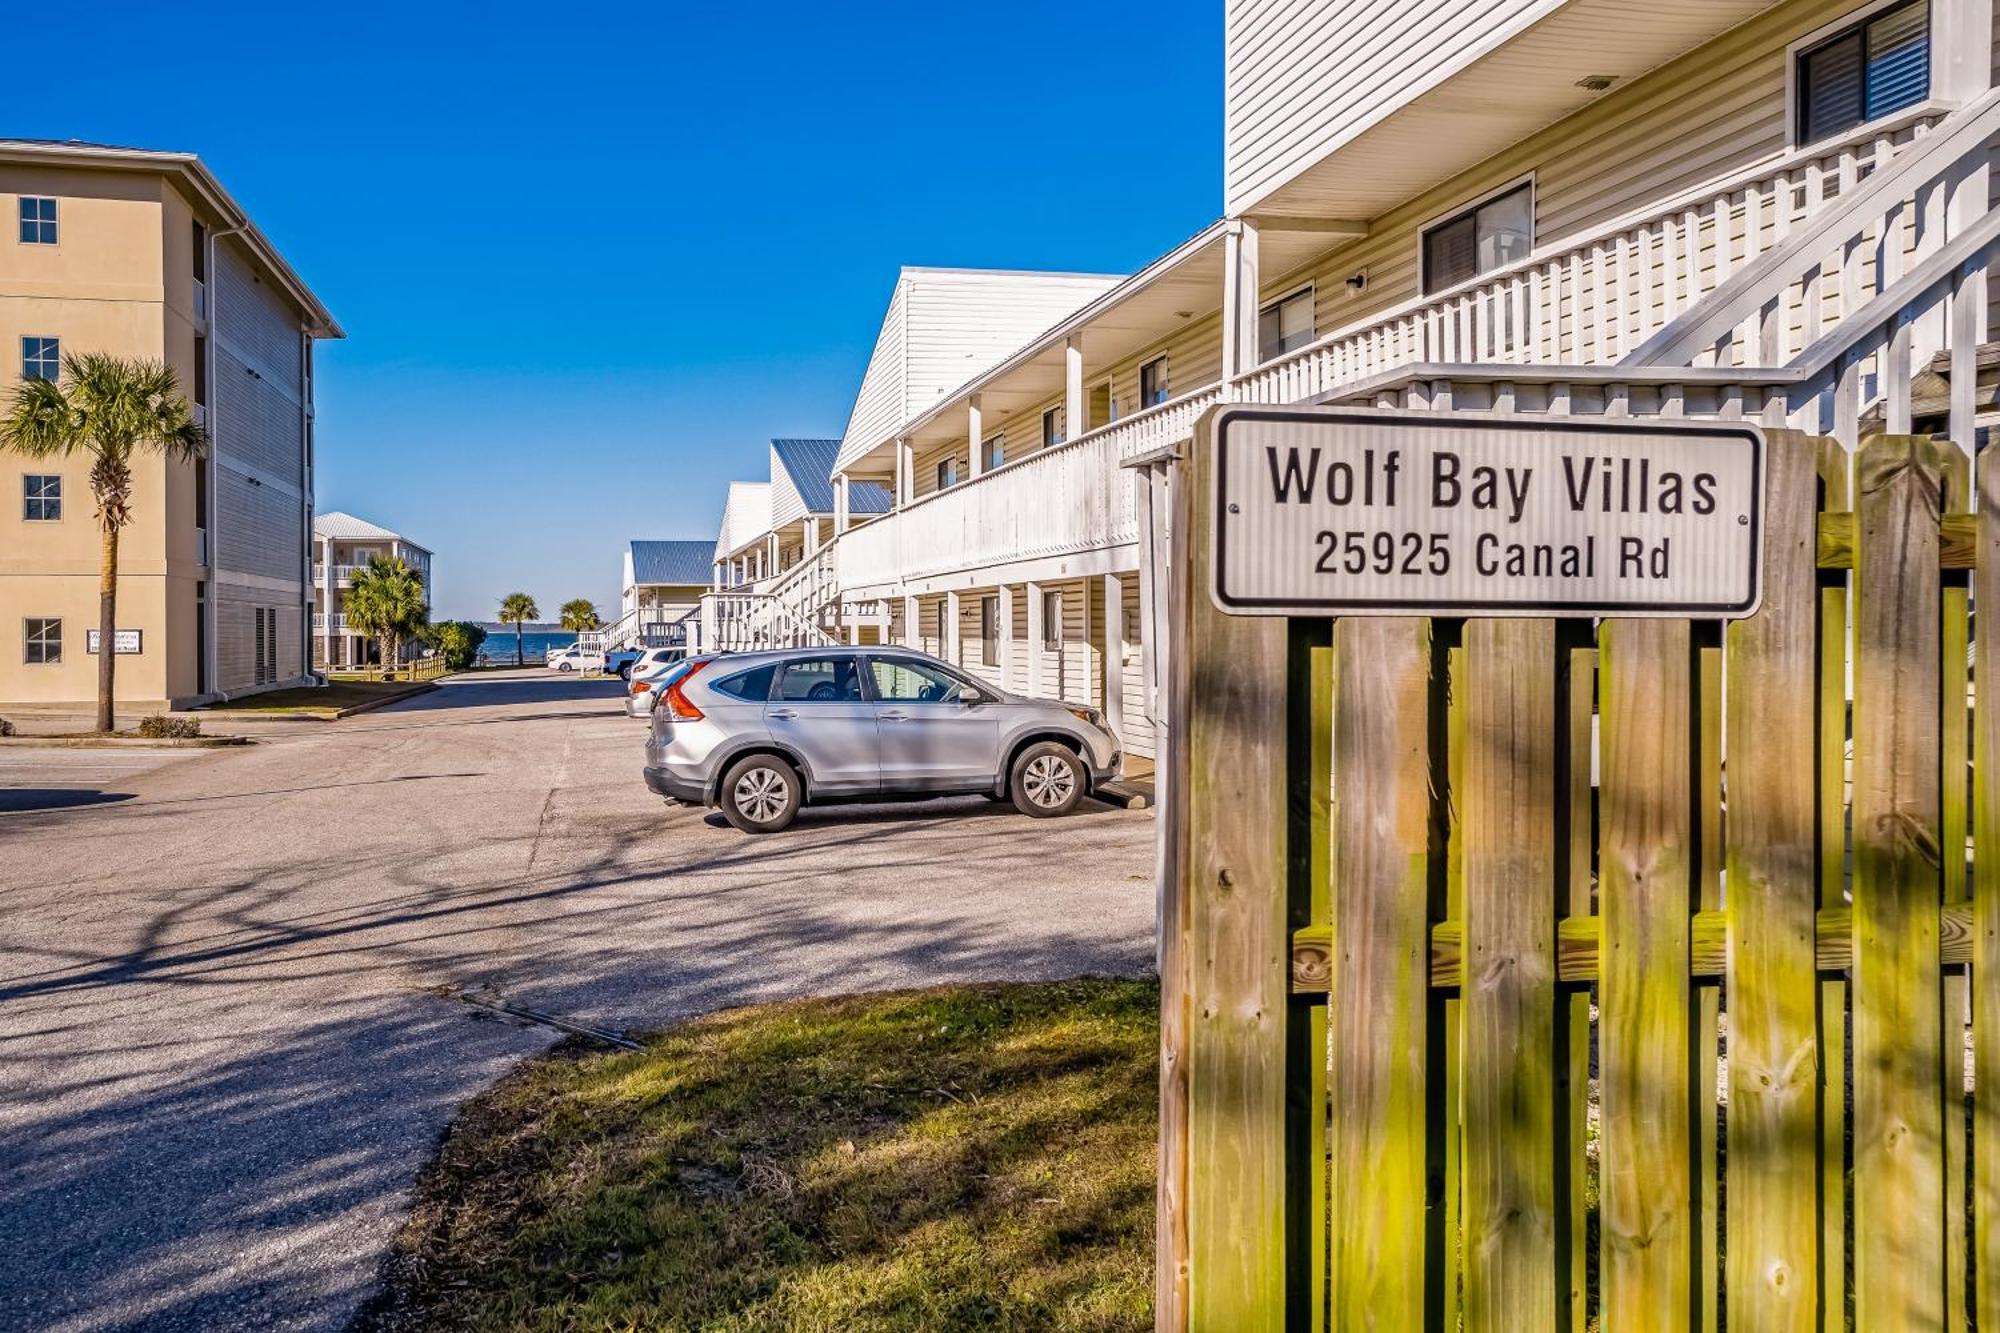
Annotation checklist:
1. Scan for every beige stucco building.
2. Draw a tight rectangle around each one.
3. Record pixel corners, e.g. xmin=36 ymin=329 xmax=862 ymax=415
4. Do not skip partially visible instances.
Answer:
xmin=0 ymin=140 xmax=340 ymax=709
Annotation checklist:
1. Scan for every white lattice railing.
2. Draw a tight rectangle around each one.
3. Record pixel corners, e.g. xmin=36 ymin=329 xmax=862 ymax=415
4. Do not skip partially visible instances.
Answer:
xmin=698 ymin=593 xmax=839 ymax=652
xmin=757 ymin=533 xmax=843 ymax=633
xmin=1238 ymin=103 xmax=1957 ymax=408
xmin=838 ymin=383 xmax=1222 ymax=593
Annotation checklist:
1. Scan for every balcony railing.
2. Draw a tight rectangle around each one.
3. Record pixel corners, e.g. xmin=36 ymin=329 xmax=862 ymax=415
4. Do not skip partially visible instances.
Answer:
xmin=313 ymin=614 xmax=349 ymax=632
xmin=839 ymin=383 xmax=1222 ymax=593
xmin=1237 ymin=103 xmax=1951 ymax=407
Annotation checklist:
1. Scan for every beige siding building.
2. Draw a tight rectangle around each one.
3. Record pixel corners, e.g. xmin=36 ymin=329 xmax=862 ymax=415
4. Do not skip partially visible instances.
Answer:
xmin=0 ymin=141 xmax=340 ymax=709
xmin=311 ymin=512 xmax=433 ymax=669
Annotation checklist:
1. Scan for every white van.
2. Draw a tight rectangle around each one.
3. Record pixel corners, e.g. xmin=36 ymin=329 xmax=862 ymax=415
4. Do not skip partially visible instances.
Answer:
xmin=546 ymin=644 xmax=607 ymax=673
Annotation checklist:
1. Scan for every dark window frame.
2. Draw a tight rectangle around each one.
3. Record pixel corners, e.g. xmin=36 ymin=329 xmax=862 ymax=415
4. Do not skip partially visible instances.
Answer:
xmin=1042 ymin=407 xmax=1065 ymax=449
xmin=1420 ymin=180 xmax=1534 ymax=297
xmin=936 ymin=456 xmax=958 ymax=490
xmin=979 ymin=594 xmax=999 ymax=667
xmin=23 ymin=473 xmax=60 ymax=521
xmin=21 ymin=336 xmax=59 ymax=382
xmin=17 ymin=196 xmax=56 ymax=245
xmin=1139 ymin=356 xmax=1169 ymax=408
xmin=1258 ymin=285 xmax=1317 ymax=361
xmin=24 ymin=616 xmax=61 ymax=665
xmin=1795 ymin=0 xmax=1932 ymax=145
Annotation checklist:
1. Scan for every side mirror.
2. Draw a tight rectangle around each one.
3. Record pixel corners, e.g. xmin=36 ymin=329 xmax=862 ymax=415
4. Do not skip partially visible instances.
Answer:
xmin=955 ymin=685 xmax=983 ymax=705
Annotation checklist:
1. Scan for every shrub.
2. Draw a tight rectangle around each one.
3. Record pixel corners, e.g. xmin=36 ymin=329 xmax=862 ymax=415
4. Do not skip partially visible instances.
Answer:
xmin=0 ymin=717 xmax=13 ymax=737
xmin=420 ymin=620 xmax=487 ymax=671
xmin=136 ymin=714 xmax=201 ymax=739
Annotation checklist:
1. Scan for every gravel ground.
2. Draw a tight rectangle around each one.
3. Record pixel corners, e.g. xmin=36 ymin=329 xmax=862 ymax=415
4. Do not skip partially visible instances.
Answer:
xmin=0 ymin=670 xmax=1156 ymax=1332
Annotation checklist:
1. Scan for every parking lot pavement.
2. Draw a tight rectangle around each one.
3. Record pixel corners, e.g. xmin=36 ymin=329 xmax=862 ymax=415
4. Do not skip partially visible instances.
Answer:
xmin=0 ymin=669 xmax=1156 ymax=1332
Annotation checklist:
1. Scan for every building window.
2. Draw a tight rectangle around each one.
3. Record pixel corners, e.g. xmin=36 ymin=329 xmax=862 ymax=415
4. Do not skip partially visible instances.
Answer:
xmin=986 ymin=436 xmax=1005 ymax=471
xmin=24 ymin=617 xmax=61 ymax=664
xmin=1797 ymin=0 xmax=1930 ymax=144
xmin=21 ymin=336 xmax=59 ymax=382
xmin=979 ymin=595 xmax=999 ymax=667
xmin=1421 ymin=181 xmax=1533 ymax=296
xmin=23 ymin=474 xmax=60 ymax=521
xmin=1042 ymin=590 xmax=1063 ymax=650
xmin=936 ymin=457 xmax=959 ymax=490
xmin=1259 ymin=287 xmax=1316 ymax=359
xmin=1042 ymin=407 xmax=1065 ymax=449
xmin=1139 ymin=356 xmax=1169 ymax=408
xmin=18 ymin=196 xmax=56 ymax=245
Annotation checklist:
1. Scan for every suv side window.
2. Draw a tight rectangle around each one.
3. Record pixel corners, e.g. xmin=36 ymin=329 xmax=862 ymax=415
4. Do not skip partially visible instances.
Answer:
xmin=775 ymin=657 xmax=865 ymax=702
xmin=711 ymin=663 xmax=778 ymax=701
xmin=869 ymin=657 xmax=968 ymax=703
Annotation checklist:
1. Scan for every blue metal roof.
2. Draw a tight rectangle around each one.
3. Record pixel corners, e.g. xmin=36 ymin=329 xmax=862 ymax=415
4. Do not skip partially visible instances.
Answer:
xmin=772 ymin=437 xmax=891 ymax=516
xmin=629 ymin=540 xmax=713 ymax=586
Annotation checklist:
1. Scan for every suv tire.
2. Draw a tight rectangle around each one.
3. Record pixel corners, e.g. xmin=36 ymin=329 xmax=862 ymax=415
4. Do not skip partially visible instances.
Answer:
xmin=1009 ymin=741 xmax=1085 ymax=818
xmin=720 ymin=754 xmax=802 ymax=833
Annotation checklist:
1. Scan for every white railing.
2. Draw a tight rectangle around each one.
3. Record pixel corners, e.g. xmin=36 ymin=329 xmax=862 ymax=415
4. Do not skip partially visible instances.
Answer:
xmin=758 ymin=534 xmax=844 ymax=635
xmin=312 ymin=563 xmax=364 ymax=585
xmin=839 ymin=383 xmax=1222 ymax=592
xmin=699 ymin=592 xmax=839 ymax=652
xmin=1238 ymin=104 xmax=1954 ymax=408
xmin=313 ymin=614 xmax=348 ymax=632
xmin=576 ymin=607 xmax=644 ymax=654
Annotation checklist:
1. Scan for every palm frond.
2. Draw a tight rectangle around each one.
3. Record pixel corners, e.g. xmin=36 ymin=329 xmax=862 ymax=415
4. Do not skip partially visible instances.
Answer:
xmin=0 ymin=376 xmax=82 ymax=459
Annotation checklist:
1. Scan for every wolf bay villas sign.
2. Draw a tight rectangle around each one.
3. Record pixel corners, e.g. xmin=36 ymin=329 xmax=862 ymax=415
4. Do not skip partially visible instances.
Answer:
xmin=1209 ymin=407 xmax=1764 ymax=617
xmin=85 ymin=629 xmax=144 ymax=655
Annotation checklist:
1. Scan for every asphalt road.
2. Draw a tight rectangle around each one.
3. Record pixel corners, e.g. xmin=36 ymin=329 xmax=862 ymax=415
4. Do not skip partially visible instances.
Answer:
xmin=0 ymin=671 xmax=1155 ymax=1332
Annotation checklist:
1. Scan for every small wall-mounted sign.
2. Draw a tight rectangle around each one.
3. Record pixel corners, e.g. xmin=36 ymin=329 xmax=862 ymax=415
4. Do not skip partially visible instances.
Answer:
xmin=1208 ymin=406 xmax=1764 ymax=618
xmin=85 ymin=629 xmax=144 ymax=655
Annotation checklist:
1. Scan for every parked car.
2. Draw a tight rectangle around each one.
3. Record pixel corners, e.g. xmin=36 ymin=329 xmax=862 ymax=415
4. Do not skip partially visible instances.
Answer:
xmin=626 ymin=652 xmax=711 ymax=719
xmin=547 ymin=644 xmax=607 ymax=673
xmin=611 ymin=643 xmax=685 ymax=682
xmin=643 ymin=646 xmax=1120 ymax=832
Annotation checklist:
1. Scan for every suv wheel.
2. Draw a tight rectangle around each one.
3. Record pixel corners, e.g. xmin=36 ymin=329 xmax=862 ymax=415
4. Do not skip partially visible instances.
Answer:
xmin=1009 ymin=742 xmax=1084 ymax=818
xmin=721 ymin=754 xmax=802 ymax=833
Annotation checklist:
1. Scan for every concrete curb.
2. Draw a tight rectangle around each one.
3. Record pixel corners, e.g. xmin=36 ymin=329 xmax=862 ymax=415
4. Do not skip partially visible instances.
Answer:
xmin=0 ymin=734 xmax=253 ymax=749
xmin=199 ymin=681 xmax=440 ymax=723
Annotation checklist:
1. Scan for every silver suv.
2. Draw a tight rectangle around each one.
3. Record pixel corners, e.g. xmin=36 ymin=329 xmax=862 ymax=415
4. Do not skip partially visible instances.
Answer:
xmin=643 ymin=646 xmax=1121 ymax=832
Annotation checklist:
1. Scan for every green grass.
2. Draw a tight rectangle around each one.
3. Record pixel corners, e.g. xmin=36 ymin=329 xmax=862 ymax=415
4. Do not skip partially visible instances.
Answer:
xmin=360 ymin=979 xmax=1158 ymax=1333
xmin=199 ymin=680 xmax=430 ymax=714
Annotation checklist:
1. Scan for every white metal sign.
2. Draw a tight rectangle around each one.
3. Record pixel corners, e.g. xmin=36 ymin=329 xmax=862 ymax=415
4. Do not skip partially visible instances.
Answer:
xmin=1210 ymin=407 xmax=1763 ymax=618
xmin=85 ymin=629 xmax=144 ymax=654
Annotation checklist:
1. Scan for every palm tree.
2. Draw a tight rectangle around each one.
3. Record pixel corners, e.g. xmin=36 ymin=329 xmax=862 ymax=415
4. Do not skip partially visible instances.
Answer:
xmin=499 ymin=592 xmax=539 ymax=668
xmin=345 ymin=556 xmax=428 ymax=675
xmin=558 ymin=598 xmax=602 ymax=633
xmin=1 ymin=352 xmax=206 ymax=732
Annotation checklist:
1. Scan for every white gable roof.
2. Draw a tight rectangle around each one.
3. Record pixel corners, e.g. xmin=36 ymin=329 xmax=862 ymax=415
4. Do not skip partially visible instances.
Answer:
xmin=832 ymin=267 xmax=1123 ymax=474
xmin=314 ymin=511 xmax=400 ymax=542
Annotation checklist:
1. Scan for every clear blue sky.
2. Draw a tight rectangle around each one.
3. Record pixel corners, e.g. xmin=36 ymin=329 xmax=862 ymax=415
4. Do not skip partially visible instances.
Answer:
xmin=18 ymin=2 xmax=1221 ymax=619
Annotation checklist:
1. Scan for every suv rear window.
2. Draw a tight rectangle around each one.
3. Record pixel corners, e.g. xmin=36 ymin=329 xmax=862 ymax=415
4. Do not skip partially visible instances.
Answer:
xmin=710 ymin=663 xmax=777 ymax=701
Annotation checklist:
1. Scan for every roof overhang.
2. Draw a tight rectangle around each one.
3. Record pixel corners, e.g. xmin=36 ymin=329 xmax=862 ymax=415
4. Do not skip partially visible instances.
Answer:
xmin=0 ymin=139 xmax=343 ymax=338
xmin=1235 ymin=0 xmax=1785 ymax=222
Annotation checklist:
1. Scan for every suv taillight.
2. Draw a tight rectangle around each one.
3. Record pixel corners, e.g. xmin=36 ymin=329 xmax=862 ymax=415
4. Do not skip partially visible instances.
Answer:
xmin=663 ymin=659 xmax=710 ymax=720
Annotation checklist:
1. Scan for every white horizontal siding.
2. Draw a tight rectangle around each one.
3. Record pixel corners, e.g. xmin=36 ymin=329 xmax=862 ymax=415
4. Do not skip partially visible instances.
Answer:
xmin=835 ymin=283 xmax=907 ymax=475
xmin=769 ymin=444 xmax=811 ymax=530
xmin=1225 ymin=0 xmax=1562 ymax=214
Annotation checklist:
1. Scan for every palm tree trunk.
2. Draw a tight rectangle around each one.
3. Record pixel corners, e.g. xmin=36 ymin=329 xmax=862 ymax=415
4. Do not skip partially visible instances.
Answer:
xmin=98 ymin=521 xmax=119 ymax=733
xmin=515 ymin=621 xmax=524 ymax=667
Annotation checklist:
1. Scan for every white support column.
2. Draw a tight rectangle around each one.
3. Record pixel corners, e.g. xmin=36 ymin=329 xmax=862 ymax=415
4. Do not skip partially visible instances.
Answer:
xmin=875 ymin=603 xmax=891 ymax=645
xmin=903 ymin=594 xmax=920 ymax=648
xmin=1064 ymin=335 xmax=1085 ymax=443
xmin=847 ymin=620 xmax=861 ymax=645
xmin=1025 ymin=580 xmax=1045 ymax=698
xmin=943 ymin=590 xmax=961 ymax=665
xmin=1940 ymin=0 xmax=1993 ymax=454
xmin=766 ymin=533 xmax=780 ymax=578
xmin=711 ymin=561 xmax=723 ymax=592
xmin=967 ymin=394 xmax=984 ymax=479
xmin=1102 ymin=572 xmax=1125 ymax=740
xmin=895 ymin=437 xmax=913 ymax=507
xmin=1221 ymin=217 xmax=1262 ymax=398
xmin=833 ymin=474 xmax=852 ymax=535
xmin=998 ymin=584 xmax=1017 ymax=690
xmin=804 ymin=518 xmax=821 ymax=557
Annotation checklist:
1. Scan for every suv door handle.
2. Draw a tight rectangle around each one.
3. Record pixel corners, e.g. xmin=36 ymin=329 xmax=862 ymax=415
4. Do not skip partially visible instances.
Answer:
xmin=768 ymin=708 xmax=799 ymax=720
xmin=879 ymin=709 xmax=908 ymax=721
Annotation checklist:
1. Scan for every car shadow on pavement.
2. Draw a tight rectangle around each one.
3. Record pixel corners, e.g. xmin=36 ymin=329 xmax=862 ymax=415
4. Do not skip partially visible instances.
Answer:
xmin=379 ymin=677 xmax=626 ymax=712
xmin=0 ymin=788 xmax=136 ymax=813
xmin=698 ymin=796 xmax=1125 ymax=832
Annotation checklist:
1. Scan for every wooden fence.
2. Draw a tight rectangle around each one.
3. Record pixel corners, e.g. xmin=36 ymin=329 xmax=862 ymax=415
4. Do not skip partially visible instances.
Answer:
xmin=1160 ymin=426 xmax=1996 ymax=1330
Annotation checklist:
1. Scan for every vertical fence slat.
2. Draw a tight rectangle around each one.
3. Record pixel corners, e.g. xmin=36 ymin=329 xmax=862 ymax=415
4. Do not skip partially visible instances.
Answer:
xmin=1301 ymin=631 xmax=1334 ymax=1333
xmin=1975 ymin=450 xmax=2000 ymax=1333
xmin=1852 ymin=433 xmax=1948 ymax=1332
xmin=1725 ymin=429 xmax=1823 ymax=1331
xmin=1599 ymin=617 xmax=1695 ymax=1328
xmin=1443 ymin=640 xmax=1469 ymax=1326
xmin=1815 ymin=439 xmax=1852 ymax=1333
xmin=1329 ymin=618 xmax=1435 ymax=1331
xmin=1168 ymin=419 xmax=1292 ymax=1332
xmin=1941 ymin=449 xmax=1972 ymax=1333
xmin=1696 ymin=628 xmax=1722 ymax=1331
xmin=1462 ymin=619 xmax=1559 ymax=1330
xmin=1564 ymin=642 xmax=1595 ymax=1333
